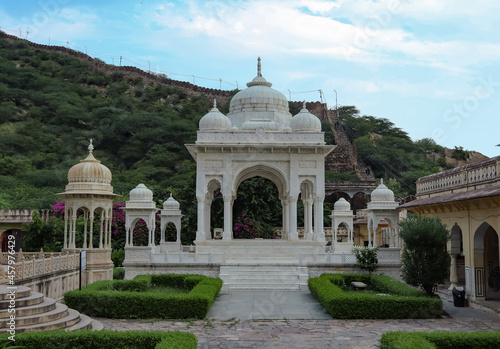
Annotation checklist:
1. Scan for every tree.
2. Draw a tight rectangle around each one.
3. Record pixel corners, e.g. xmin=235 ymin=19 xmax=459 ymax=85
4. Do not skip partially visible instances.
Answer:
xmin=352 ymin=246 xmax=379 ymax=274
xmin=399 ymin=215 xmax=451 ymax=296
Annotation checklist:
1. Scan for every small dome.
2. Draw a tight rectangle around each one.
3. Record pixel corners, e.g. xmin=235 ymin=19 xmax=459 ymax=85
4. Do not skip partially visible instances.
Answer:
xmin=163 ymin=193 xmax=180 ymax=210
xmin=334 ymin=198 xmax=351 ymax=211
xmin=66 ymin=140 xmax=113 ymax=193
xmin=290 ymin=102 xmax=321 ymax=132
xmin=370 ymin=179 xmax=395 ymax=202
xmin=199 ymin=100 xmax=231 ymax=131
xmin=129 ymin=184 xmax=153 ymax=201
xmin=226 ymin=57 xmax=292 ymax=130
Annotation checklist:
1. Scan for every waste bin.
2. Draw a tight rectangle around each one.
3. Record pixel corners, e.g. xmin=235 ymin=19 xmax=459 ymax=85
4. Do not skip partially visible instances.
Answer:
xmin=452 ymin=287 xmax=465 ymax=307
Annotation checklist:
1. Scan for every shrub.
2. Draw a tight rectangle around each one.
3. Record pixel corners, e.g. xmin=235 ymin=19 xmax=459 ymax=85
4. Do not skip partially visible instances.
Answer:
xmin=113 ymin=268 xmax=125 ymax=280
xmin=0 ymin=330 xmax=196 ymax=349
xmin=64 ymin=274 xmax=222 ymax=319
xmin=112 ymin=249 xmax=125 ymax=267
xmin=308 ymin=274 xmax=442 ymax=319
xmin=352 ymin=246 xmax=379 ymax=274
xmin=380 ymin=331 xmax=500 ymax=349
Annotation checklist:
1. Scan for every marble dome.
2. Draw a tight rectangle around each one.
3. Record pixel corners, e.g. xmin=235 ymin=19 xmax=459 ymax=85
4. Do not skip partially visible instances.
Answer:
xmin=66 ymin=140 xmax=113 ymax=193
xmin=226 ymin=57 xmax=292 ymax=131
xmin=129 ymin=184 xmax=153 ymax=201
xmin=334 ymin=198 xmax=351 ymax=212
xmin=370 ymin=179 xmax=395 ymax=202
xmin=290 ymin=102 xmax=322 ymax=132
xmin=163 ymin=193 xmax=180 ymax=210
xmin=199 ymin=100 xmax=231 ymax=131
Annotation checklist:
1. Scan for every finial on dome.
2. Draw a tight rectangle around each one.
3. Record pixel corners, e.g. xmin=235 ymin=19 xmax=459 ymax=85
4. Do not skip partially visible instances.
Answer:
xmin=302 ymin=100 xmax=306 ymax=109
xmin=213 ymin=99 xmax=217 ymax=108
xmin=169 ymin=193 xmax=173 ymax=198
xmin=257 ymin=57 xmax=261 ymax=77
xmin=88 ymin=139 xmax=94 ymax=154
xmin=380 ymin=178 xmax=384 ymax=185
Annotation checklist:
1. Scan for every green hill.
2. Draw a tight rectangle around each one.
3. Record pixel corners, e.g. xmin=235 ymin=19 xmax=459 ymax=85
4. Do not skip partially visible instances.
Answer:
xmin=0 ymin=32 xmax=480 ymax=212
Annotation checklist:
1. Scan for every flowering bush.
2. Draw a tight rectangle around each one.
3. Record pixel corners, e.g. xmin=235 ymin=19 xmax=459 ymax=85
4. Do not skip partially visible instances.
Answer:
xmin=233 ymin=213 xmax=278 ymax=239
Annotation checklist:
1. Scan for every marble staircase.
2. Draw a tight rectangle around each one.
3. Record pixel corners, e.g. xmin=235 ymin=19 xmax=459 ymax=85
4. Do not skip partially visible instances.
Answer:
xmin=0 ymin=285 xmax=102 ymax=333
xmin=219 ymin=265 xmax=309 ymax=290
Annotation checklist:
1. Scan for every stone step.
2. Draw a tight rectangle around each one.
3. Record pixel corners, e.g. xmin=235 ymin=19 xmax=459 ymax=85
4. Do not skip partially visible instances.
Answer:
xmin=220 ymin=265 xmax=309 ymax=290
xmin=0 ymin=292 xmax=44 ymax=310
xmin=0 ymin=308 xmax=81 ymax=333
xmin=65 ymin=313 xmax=101 ymax=331
xmin=0 ymin=297 xmax=56 ymax=319
xmin=0 ymin=286 xmax=32 ymax=300
xmin=226 ymin=284 xmax=301 ymax=290
xmin=0 ymin=303 xmax=69 ymax=328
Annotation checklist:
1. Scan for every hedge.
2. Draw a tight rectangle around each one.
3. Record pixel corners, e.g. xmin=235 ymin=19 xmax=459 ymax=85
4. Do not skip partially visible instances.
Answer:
xmin=380 ymin=331 xmax=500 ymax=349
xmin=64 ymin=274 xmax=222 ymax=319
xmin=0 ymin=330 xmax=196 ymax=349
xmin=308 ymin=273 xmax=442 ymax=319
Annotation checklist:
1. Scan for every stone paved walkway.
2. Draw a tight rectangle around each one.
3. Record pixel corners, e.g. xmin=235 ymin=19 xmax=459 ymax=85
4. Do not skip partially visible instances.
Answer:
xmin=98 ymin=290 xmax=500 ymax=348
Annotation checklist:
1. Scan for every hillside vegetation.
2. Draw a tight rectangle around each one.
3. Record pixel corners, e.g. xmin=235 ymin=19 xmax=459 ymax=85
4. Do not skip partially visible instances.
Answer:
xmin=0 ymin=34 xmax=478 ymax=215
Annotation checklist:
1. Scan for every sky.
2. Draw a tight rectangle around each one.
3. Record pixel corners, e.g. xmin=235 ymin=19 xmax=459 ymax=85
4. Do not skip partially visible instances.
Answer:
xmin=1 ymin=0 xmax=499 ymax=157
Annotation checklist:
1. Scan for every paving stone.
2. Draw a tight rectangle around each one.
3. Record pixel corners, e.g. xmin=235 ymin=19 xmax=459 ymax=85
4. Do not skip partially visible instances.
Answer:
xmin=97 ymin=289 xmax=500 ymax=348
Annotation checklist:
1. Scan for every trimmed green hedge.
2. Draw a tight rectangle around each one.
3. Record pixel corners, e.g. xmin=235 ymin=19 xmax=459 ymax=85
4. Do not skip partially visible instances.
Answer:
xmin=308 ymin=273 xmax=442 ymax=319
xmin=0 ymin=330 xmax=196 ymax=349
xmin=380 ymin=331 xmax=500 ymax=349
xmin=113 ymin=268 xmax=125 ymax=280
xmin=64 ymin=274 xmax=222 ymax=319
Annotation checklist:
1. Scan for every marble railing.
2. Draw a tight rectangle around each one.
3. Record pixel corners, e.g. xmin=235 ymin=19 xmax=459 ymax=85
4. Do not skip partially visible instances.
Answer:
xmin=299 ymin=247 xmax=401 ymax=266
xmin=416 ymin=158 xmax=499 ymax=195
xmin=151 ymin=252 xmax=226 ymax=264
xmin=1 ymin=249 xmax=80 ymax=282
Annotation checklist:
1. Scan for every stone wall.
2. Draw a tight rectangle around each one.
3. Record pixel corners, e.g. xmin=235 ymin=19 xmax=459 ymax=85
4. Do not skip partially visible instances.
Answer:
xmin=0 ymin=31 xmax=234 ymax=104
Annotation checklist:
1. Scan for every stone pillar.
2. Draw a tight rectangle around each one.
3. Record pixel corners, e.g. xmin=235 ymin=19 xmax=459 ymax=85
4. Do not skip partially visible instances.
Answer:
xmin=83 ymin=209 xmax=88 ymax=249
xmin=71 ymin=213 xmax=77 ymax=249
xmin=204 ymin=198 xmax=211 ymax=240
xmin=304 ymin=197 xmax=313 ymax=240
xmin=196 ymin=196 xmax=205 ymax=241
xmin=449 ymin=253 xmax=459 ymax=290
xmin=281 ymin=199 xmax=289 ymax=240
xmin=99 ymin=215 xmax=104 ymax=249
xmin=63 ymin=208 xmax=68 ymax=249
xmin=288 ymin=196 xmax=298 ymax=240
xmin=368 ymin=224 xmax=372 ymax=247
xmin=89 ymin=212 xmax=94 ymax=250
xmin=314 ymin=197 xmax=325 ymax=241
xmin=223 ymin=196 xmax=232 ymax=240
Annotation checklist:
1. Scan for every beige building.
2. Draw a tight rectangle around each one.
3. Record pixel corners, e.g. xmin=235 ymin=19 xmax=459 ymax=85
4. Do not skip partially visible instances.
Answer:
xmin=400 ymin=156 xmax=500 ymax=301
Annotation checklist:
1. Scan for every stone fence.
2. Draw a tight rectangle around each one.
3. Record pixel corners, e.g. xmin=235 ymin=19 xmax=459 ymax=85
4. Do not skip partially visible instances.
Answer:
xmin=129 ymin=246 xmax=400 ymax=267
xmin=0 ymin=249 xmax=79 ymax=282
xmin=416 ymin=157 xmax=499 ymax=196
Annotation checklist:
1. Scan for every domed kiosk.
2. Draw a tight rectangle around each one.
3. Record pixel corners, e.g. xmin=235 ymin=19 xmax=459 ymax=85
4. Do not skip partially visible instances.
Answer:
xmin=123 ymin=60 xmax=402 ymax=287
xmin=366 ymin=179 xmax=400 ymax=247
xmin=185 ymin=58 xmax=336 ymax=266
xmin=57 ymin=140 xmax=116 ymax=283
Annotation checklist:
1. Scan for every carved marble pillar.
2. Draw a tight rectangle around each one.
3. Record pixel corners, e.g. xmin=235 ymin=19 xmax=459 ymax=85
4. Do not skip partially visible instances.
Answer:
xmin=303 ymin=197 xmax=313 ymax=240
xmin=196 ymin=196 xmax=205 ymax=241
xmin=288 ymin=196 xmax=298 ymax=240
xmin=63 ymin=208 xmax=68 ymax=249
xmin=223 ymin=196 xmax=232 ymax=240
xmin=313 ymin=197 xmax=325 ymax=241
xmin=83 ymin=209 xmax=88 ymax=249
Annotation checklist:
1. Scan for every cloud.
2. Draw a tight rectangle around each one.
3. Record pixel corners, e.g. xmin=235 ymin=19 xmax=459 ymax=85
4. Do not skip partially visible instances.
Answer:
xmin=134 ymin=0 xmax=500 ymax=75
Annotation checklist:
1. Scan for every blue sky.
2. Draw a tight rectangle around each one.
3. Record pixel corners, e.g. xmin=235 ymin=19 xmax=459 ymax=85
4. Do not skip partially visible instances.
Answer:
xmin=2 ymin=0 xmax=499 ymax=157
